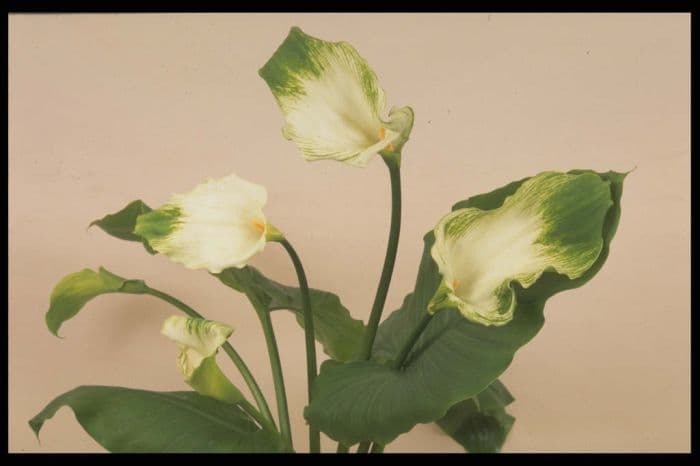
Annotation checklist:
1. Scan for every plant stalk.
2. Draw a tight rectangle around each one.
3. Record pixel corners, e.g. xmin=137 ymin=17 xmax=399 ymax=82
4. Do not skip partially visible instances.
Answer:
xmin=258 ymin=309 xmax=294 ymax=451
xmin=353 ymin=155 xmax=403 ymax=454
xmin=357 ymin=155 xmax=402 ymax=360
xmin=278 ymin=238 xmax=320 ymax=453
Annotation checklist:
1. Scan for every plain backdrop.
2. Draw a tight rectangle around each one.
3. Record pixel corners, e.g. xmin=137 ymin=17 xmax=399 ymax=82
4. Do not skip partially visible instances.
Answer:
xmin=9 ymin=13 xmax=690 ymax=452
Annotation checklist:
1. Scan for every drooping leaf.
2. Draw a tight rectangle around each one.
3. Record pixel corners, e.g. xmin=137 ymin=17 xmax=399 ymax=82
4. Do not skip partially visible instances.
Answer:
xmin=216 ymin=266 xmax=365 ymax=362
xmin=437 ymin=379 xmax=515 ymax=453
xmin=89 ymin=200 xmax=156 ymax=254
xmin=45 ymin=267 xmax=149 ymax=337
xmin=29 ymin=386 xmax=286 ymax=452
xmin=304 ymin=170 xmax=626 ymax=446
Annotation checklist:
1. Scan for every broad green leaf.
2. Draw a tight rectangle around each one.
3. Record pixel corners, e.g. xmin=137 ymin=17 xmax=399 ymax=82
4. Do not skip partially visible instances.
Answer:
xmin=46 ymin=267 xmax=148 ymax=337
xmin=437 ymin=380 xmax=515 ymax=453
xmin=216 ymin=266 xmax=365 ymax=362
xmin=89 ymin=200 xmax=156 ymax=254
xmin=304 ymin=170 xmax=626 ymax=446
xmin=29 ymin=386 xmax=286 ymax=452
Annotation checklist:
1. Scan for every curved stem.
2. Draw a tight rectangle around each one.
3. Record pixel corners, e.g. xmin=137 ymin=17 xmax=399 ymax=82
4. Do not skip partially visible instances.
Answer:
xmin=357 ymin=442 xmax=371 ymax=453
xmin=354 ymin=155 xmax=402 ymax=455
xmin=278 ymin=238 xmax=320 ymax=453
xmin=144 ymin=287 xmax=276 ymax=429
xmin=239 ymin=399 xmax=277 ymax=434
xmin=370 ymin=443 xmax=385 ymax=453
xmin=221 ymin=344 xmax=276 ymax=431
xmin=357 ymin=155 xmax=402 ymax=360
xmin=258 ymin=309 xmax=293 ymax=451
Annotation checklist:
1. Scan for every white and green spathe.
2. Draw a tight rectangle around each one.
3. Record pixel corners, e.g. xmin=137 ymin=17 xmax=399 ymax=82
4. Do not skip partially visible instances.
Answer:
xmin=259 ymin=27 xmax=414 ymax=167
xmin=134 ymin=173 xmax=275 ymax=274
xmin=161 ymin=315 xmax=243 ymax=404
xmin=428 ymin=171 xmax=613 ymax=326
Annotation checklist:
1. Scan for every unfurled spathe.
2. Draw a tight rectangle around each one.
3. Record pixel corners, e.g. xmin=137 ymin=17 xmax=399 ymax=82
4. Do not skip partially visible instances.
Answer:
xmin=135 ymin=173 xmax=272 ymax=273
xmin=259 ymin=27 xmax=414 ymax=167
xmin=428 ymin=171 xmax=613 ymax=326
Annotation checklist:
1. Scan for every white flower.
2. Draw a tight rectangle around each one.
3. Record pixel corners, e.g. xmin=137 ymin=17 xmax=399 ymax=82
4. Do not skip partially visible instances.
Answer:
xmin=135 ymin=173 xmax=277 ymax=273
xmin=161 ymin=315 xmax=243 ymax=404
xmin=259 ymin=27 xmax=414 ymax=167
xmin=428 ymin=171 xmax=613 ymax=326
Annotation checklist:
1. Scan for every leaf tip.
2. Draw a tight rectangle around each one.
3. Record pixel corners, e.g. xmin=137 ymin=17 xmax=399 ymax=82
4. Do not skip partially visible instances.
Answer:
xmin=28 ymin=416 xmax=44 ymax=440
xmin=45 ymin=314 xmax=64 ymax=339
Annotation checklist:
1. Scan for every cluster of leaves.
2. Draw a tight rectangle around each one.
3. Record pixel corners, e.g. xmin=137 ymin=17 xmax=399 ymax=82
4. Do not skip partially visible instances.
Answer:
xmin=31 ymin=170 xmax=624 ymax=452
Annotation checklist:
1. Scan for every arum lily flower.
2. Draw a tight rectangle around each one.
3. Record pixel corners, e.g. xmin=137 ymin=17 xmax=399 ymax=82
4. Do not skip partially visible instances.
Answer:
xmin=135 ymin=173 xmax=282 ymax=274
xmin=161 ymin=315 xmax=243 ymax=404
xmin=428 ymin=171 xmax=613 ymax=326
xmin=259 ymin=26 xmax=414 ymax=167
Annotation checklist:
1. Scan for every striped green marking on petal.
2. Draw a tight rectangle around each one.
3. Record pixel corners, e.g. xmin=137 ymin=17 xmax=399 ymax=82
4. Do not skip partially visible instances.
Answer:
xmin=429 ymin=171 xmax=613 ymax=326
xmin=134 ymin=174 xmax=269 ymax=273
xmin=133 ymin=205 xmax=182 ymax=246
xmin=259 ymin=26 xmax=413 ymax=167
xmin=162 ymin=316 xmax=243 ymax=404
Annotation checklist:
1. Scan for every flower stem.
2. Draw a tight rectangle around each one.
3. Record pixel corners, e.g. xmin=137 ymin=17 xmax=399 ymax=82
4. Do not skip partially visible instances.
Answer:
xmin=278 ymin=238 xmax=320 ymax=453
xmin=221 ymin=344 xmax=277 ymax=431
xmin=239 ymin=399 xmax=278 ymax=434
xmin=370 ymin=443 xmax=385 ymax=453
xmin=353 ymin=155 xmax=403 ymax=455
xmin=258 ymin=309 xmax=294 ymax=451
xmin=356 ymin=441 xmax=371 ymax=453
xmin=357 ymin=155 xmax=402 ymax=360
xmin=144 ymin=287 xmax=276 ymax=430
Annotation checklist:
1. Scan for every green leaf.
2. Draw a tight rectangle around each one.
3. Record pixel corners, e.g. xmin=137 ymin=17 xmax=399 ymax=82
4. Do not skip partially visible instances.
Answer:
xmin=29 ymin=386 xmax=286 ymax=452
xmin=437 ymin=380 xmax=515 ymax=453
xmin=46 ymin=267 xmax=149 ymax=337
xmin=304 ymin=170 xmax=626 ymax=446
xmin=90 ymin=200 xmax=156 ymax=254
xmin=216 ymin=266 xmax=365 ymax=362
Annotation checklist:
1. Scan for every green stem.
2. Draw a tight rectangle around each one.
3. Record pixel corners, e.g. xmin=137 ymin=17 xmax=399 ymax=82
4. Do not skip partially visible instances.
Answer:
xmin=278 ymin=238 xmax=320 ymax=453
xmin=357 ymin=155 xmax=402 ymax=360
xmin=239 ymin=399 xmax=277 ymax=434
xmin=258 ymin=309 xmax=293 ymax=451
xmin=370 ymin=443 xmax=385 ymax=453
xmin=360 ymin=313 xmax=434 ymax=454
xmin=357 ymin=441 xmax=371 ymax=453
xmin=354 ymin=155 xmax=402 ymax=455
xmin=221 ymin=344 xmax=276 ymax=431
xmin=144 ymin=287 xmax=276 ymax=429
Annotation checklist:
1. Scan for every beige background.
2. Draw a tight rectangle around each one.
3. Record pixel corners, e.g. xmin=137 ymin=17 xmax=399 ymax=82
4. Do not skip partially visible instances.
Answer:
xmin=9 ymin=13 xmax=690 ymax=453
